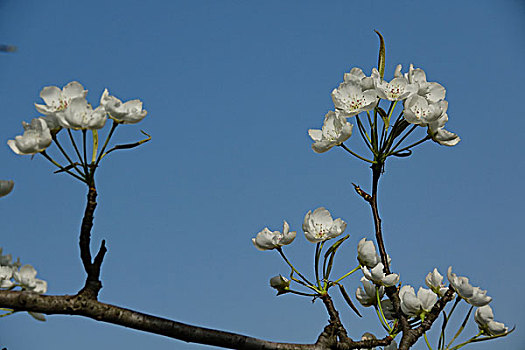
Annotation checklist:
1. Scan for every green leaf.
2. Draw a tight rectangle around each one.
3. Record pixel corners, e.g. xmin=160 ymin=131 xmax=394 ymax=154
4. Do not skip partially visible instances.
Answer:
xmin=375 ymin=30 xmax=386 ymax=80
xmin=323 ymin=234 xmax=350 ymax=279
xmin=338 ymin=284 xmax=362 ymax=317
xmin=103 ymin=130 xmax=151 ymax=157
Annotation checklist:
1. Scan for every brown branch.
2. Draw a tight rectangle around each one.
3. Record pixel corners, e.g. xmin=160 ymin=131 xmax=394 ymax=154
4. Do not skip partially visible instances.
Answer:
xmin=78 ymin=186 xmax=106 ymax=298
xmin=0 ymin=291 xmax=318 ymax=350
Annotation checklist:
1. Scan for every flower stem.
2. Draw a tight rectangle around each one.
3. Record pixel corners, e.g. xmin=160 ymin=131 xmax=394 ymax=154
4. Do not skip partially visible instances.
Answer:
xmin=387 ymin=124 xmax=418 ymax=155
xmin=332 ymin=266 xmax=360 ymax=284
xmin=95 ymin=120 xmax=118 ymax=166
xmin=446 ymin=305 xmax=473 ymax=349
xmin=376 ymin=287 xmax=392 ymax=332
xmin=449 ymin=332 xmax=482 ymax=350
xmin=67 ymin=129 xmax=87 ymax=175
xmin=339 ymin=144 xmax=374 ymax=163
xmin=424 ymin=332 xmax=433 ymax=350
xmin=52 ymin=134 xmax=85 ymax=177
xmin=438 ymin=296 xmax=461 ymax=349
xmin=276 ymin=248 xmax=314 ymax=287
xmin=387 ymin=135 xmax=430 ymax=156
xmin=40 ymin=151 xmax=86 ymax=182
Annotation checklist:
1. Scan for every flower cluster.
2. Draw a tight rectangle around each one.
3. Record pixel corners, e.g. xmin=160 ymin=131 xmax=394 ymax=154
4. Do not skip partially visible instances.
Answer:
xmin=8 ymin=81 xmax=148 ymax=155
xmin=308 ymin=63 xmax=459 ymax=157
xmin=0 ymin=248 xmax=47 ymax=293
xmin=356 ymin=238 xmax=398 ymax=288
xmin=252 ymin=207 xmax=347 ymax=251
xmin=0 ymin=248 xmax=48 ymax=321
xmin=401 ymin=64 xmax=459 ymax=146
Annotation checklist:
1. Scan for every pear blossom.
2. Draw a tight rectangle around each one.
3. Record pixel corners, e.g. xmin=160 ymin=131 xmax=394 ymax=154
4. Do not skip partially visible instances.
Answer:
xmin=447 ymin=267 xmax=491 ymax=306
xmin=403 ymin=95 xmax=447 ymax=126
xmin=0 ymin=265 xmax=14 ymax=289
xmin=332 ymin=81 xmax=378 ymax=117
xmin=399 ymin=285 xmax=437 ymax=317
xmin=302 ymin=207 xmax=346 ymax=243
xmin=428 ymin=125 xmax=460 ymax=146
xmin=425 ymin=268 xmax=449 ymax=296
xmin=372 ymin=66 xmax=417 ymax=101
xmin=357 ymin=238 xmax=381 ymax=268
xmin=41 ymin=114 xmax=62 ymax=134
xmin=100 ymin=89 xmax=148 ymax=124
xmin=252 ymin=221 xmax=296 ymax=251
xmin=58 ymin=97 xmax=107 ymax=130
xmin=13 ymin=265 xmax=47 ymax=294
xmin=343 ymin=67 xmax=375 ymax=90
xmin=269 ymin=275 xmax=290 ymax=295
xmin=362 ymin=263 xmax=399 ymax=287
xmin=399 ymin=285 xmax=421 ymax=317
xmin=34 ymin=81 xmax=87 ymax=115
xmin=356 ymin=276 xmax=384 ymax=307
xmin=417 ymin=287 xmax=438 ymax=313
xmin=308 ymin=111 xmax=353 ymax=153
xmin=475 ymin=305 xmax=508 ymax=336
xmin=0 ymin=180 xmax=14 ymax=197
xmin=405 ymin=64 xmax=446 ymax=103
xmin=8 ymin=118 xmax=52 ymax=155
xmin=469 ymin=286 xmax=493 ymax=307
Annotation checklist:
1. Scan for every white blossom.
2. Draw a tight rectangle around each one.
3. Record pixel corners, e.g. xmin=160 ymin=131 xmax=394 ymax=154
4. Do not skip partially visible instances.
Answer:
xmin=35 ymin=81 xmax=87 ymax=115
xmin=0 ymin=180 xmax=14 ymax=197
xmin=357 ymin=238 xmax=381 ymax=268
xmin=343 ymin=67 xmax=375 ymax=90
xmin=403 ymin=95 xmax=447 ymax=126
xmin=356 ymin=277 xmax=384 ymax=307
xmin=447 ymin=267 xmax=491 ymax=306
xmin=100 ymin=89 xmax=147 ymax=124
xmin=13 ymin=265 xmax=47 ymax=294
xmin=362 ymin=263 xmax=399 ymax=287
xmin=252 ymin=221 xmax=296 ymax=251
xmin=332 ymin=81 xmax=378 ymax=117
xmin=0 ymin=265 xmax=15 ymax=289
xmin=302 ymin=207 xmax=346 ymax=243
xmin=372 ymin=66 xmax=417 ymax=101
xmin=425 ymin=268 xmax=449 ymax=296
xmin=475 ymin=305 xmax=508 ymax=336
xmin=269 ymin=275 xmax=290 ymax=295
xmin=58 ymin=97 xmax=107 ymax=130
xmin=399 ymin=285 xmax=421 ymax=317
xmin=8 ymin=118 xmax=52 ymax=155
xmin=308 ymin=111 xmax=353 ymax=153
xmin=405 ymin=64 xmax=446 ymax=103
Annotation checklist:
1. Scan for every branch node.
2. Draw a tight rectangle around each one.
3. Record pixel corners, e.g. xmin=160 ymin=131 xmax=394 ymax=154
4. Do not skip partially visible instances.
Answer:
xmin=352 ymin=183 xmax=372 ymax=202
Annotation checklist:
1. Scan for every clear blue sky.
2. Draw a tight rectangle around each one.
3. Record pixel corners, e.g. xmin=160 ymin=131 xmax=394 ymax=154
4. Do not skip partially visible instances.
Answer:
xmin=1 ymin=1 xmax=523 ymax=349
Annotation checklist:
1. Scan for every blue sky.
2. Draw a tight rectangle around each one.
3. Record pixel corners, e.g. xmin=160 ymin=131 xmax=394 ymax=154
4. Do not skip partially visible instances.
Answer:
xmin=0 ymin=1 xmax=523 ymax=349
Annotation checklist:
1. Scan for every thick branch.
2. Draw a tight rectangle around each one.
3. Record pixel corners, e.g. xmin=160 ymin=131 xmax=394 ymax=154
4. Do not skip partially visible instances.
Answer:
xmin=78 ymin=186 xmax=106 ymax=298
xmin=0 ymin=291 xmax=316 ymax=350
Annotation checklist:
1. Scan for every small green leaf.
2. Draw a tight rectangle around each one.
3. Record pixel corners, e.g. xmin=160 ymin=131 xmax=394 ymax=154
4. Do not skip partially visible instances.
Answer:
xmin=103 ymin=130 xmax=151 ymax=157
xmin=338 ymin=284 xmax=362 ymax=317
xmin=375 ymin=30 xmax=386 ymax=80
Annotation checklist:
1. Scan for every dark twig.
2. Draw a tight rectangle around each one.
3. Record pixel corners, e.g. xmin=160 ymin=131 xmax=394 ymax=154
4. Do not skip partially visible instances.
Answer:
xmin=78 ymin=186 xmax=106 ymax=298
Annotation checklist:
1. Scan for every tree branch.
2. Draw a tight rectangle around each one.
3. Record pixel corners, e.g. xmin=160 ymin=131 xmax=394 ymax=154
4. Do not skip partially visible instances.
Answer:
xmin=78 ymin=186 xmax=106 ymax=298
